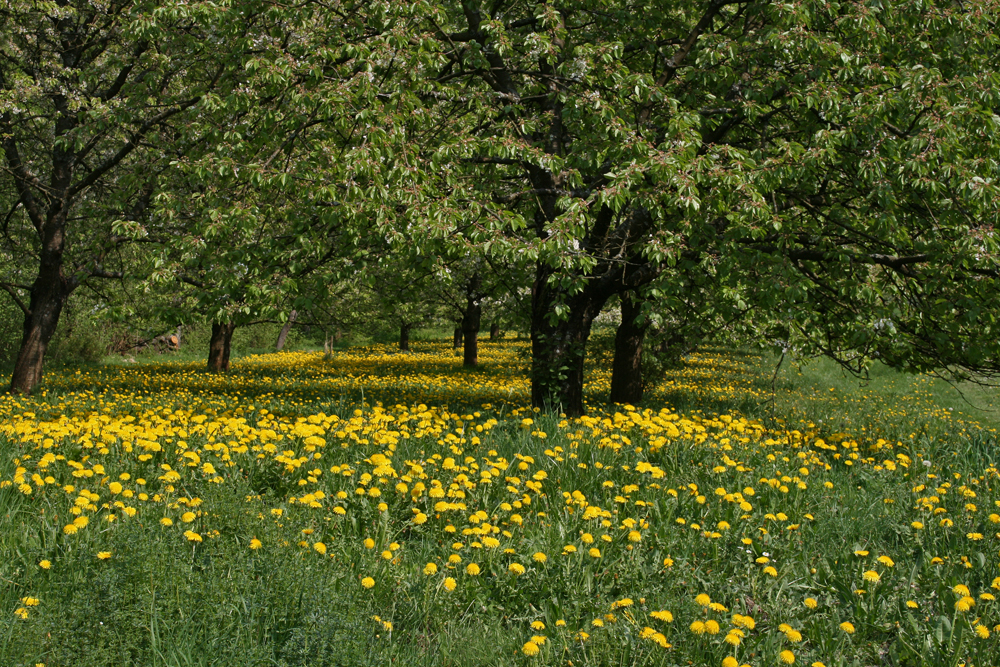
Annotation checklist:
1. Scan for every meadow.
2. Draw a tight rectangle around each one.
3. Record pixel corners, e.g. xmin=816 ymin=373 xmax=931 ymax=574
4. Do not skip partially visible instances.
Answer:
xmin=1 ymin=339 xmax=998 ymax=667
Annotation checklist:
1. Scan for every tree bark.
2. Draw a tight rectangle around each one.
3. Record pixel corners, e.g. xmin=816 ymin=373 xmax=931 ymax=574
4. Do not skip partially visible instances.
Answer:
xmin=453 ymin=326 xmax=463 ymax=350
xmin=399 ymin=323 xmax=411 ymax=351
xmin=207 ymin=322 xmax=236 ymax=372
xmin=610 ymin=294 xmax=647 ymax=405
xmin=462 ymin=304 xmax=481 ymax=368
xmin=275 ymin=310 xmax=297 ymax=351
xmin=462 ymin=272 xmax=482 ymax=367
xmin=490 ymin=321 xmax=500 ymax=339
xmin=530 ymin=266 xmax=609 ymax=417
xmin=11 ymin=278 xmax=69 ymax=394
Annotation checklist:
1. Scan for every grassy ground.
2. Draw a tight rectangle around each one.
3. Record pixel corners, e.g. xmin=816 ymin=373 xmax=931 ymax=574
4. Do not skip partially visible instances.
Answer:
xmin=1 ymin=341 xmax=998 ymax=667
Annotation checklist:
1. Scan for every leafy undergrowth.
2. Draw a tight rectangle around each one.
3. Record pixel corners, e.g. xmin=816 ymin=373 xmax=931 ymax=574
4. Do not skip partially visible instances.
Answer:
xmin=1 ymin=341 xmax=998 ymax=667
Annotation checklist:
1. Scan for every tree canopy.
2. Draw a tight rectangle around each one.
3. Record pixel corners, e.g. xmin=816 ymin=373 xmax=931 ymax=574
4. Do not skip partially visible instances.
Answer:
xmin=2 ymin=0 xmax=999 ymax=414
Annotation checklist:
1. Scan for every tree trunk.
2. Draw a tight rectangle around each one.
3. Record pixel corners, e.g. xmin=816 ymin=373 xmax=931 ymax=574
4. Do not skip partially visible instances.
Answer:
xmin=462 ymin=272 xmax=482 ymax=367
xmin=462 ymin=300 xmax=481 ymax=367
xmin=490 ymin=321 xmax=500 ymax=339
xmin=610 ymin=294 xmax=647 ymax=405
xmin=10 ymin=253 xmax=71 ymax=394
xmin=399 ymin=323 xmax=411 ymax=352
xmin=207 ymin=322 xmax=236 ymax=372
xmin=453 ymin=326 xmax=463 ymax=350
xmin=530 ymin=266 xmax=609 ymax=417
xmin=11 ymin=285 xmax=68 ymax=394
xmin=275 ymin=310 xmax=297 ymax=351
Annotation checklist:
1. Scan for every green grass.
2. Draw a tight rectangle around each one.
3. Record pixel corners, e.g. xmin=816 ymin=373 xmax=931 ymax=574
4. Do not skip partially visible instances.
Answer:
xmin=1 ymin=342 xmax=998 ymax=667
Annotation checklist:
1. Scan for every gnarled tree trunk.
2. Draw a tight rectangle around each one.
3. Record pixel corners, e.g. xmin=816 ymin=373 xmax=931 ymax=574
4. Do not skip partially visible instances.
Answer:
xmin=207 ymin=322 xmax=236 ymax=372
xmin=11 ymin=272 xmax=69 ymax=394
xmin=530 ymin=266 xmax=610 ymax=417
xmin=610 ymin=293 xmax=647 ymax=405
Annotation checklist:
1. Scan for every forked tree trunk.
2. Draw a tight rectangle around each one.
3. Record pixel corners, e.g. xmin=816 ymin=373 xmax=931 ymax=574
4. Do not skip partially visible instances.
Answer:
xmin=530 ymin=267 xmax=609 ymax=417
xmin=275 ymin=310 xmax=297 ymax=351
xmin=610 ymin=294 xmax=647 ymax=405
xmin=11 ymin=277 xmax=69 ymax=394
xmin=399 ymin=323 xmax=411 ymax=351
xmin=462 ymin=299 xmax=481 ymax=367
xmin=207 ymin=322 xmax=236 ymax=372
xmin=453 ymin=326 xmax=463 ymax=350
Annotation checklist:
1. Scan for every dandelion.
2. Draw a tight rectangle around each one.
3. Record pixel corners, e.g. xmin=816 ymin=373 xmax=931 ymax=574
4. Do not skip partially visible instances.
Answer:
xmin=181 ymin=512 xmax=196 ymax=523
xmin=97 ymin=551 xmax=111 ymax=560
xmin=862 ymin=570 xmax=880 ymax=583
xmin=780 ymin=649 xmax=796 ymax=664
xmin=840 ymin=622 xmax=855 ymax=634
xmin=906 ymin=600 xmax=918 ymax=608
xmin=650 ymin=610 xmax=673 ymax=622
xmin=588 ymin=548 xmax=601 ymax=558
xmin=249 ymin=538 xmax=262 ymax=550
xmin=361 ymin=577 xmax=375 ymax=589
xmin=695 ymin=593 xmax=711 ymax=606
xmin=953 ymin=584 xmax=971 ymax=596
xmin=764 ymin=566 xmax=778 ymax=577
xmin=183 ymin=530 xmax=202 ymax=542
xmin=38 ymin=560 xmax=51 ymax=569
xmin=975 ymin=624 xmax=990 ymax=639
xmin=532 ymin=552 xmax=547 ymax=563
xmin=313 ymin=542 xmax=326 ymax=555
xmin=531 ymin=621 xmax=545 ymax=630
xmin=522 ymin=642 xmax=540 ymax=656
xmin=877 ymin=555 xmax=894 ymax=567
xmin=444 ymin=577 xmax=456 ymax=591
xmin=804 ymin=597 xmax=818 ymax=609
xmin=690 ymin=620 xmax=706 ymax=634
xmin=424 ymin=562 xmax=438 ymax=575
xmin=509 ymin=563 xmax=525 ymax=575
xmin=911 ymin=521 xmax=923 ymax=529
xmin=364 ymin=538 xmax=375 ymax=549
xmin=466 ymin=563 xmax=481 ymax=575
xmin=723 ymin=658 xmax=739 ymax=667
xmin=160 ymin=518 xmax=173 ymax=526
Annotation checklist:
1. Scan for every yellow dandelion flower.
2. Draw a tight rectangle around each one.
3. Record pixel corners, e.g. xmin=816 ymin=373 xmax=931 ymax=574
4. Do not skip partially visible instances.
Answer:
xmin=840 ymin=621 xmax=855 ymax=634
xmin=804 ymin=597 xmax=818 ymax=609
xmin=695 ymin=593 xmax=711 ymax=606
xmin=249 ymin=538 xmax=262 ymax=550
xmin=780 ymin=649 xmax=795 ymax=664
xmin=975 ymin=624 xmax=990 ymax=639
xmin=522 ymin=642 xmax=540 ymax=657
xmin=509 ymin=562 xmax=525 ymax=575
xmin=424 ymin=562 xmax=438 ymax=575
xmin=97 ymin=551 xmax=111 ymax=560
xmin=532 ymin=552 xmax=547 ymax=563
xmin=361 ymin=577 xmax=375 ymax=589
xmin=313 ymin=542 xmax=326 ymax=555
xmin=39 ymin=560 xmax=51 ymax=569
xmin=466 ymin=563 xmax=481 ymax=576
xmin=862 ymin=570 xmax=880 ymax=583
xmin=444 ymin=577 xmax=456 ymax=591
